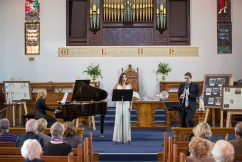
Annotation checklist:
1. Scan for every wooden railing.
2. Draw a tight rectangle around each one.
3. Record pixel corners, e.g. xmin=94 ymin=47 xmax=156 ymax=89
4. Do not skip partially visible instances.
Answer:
xmin=172 ymin=127 xmax=235 ymax=142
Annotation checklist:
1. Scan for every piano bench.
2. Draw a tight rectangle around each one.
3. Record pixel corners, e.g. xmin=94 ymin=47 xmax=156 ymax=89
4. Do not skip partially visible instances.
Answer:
xmin=23 ymin=114 xmax=35 ymax=125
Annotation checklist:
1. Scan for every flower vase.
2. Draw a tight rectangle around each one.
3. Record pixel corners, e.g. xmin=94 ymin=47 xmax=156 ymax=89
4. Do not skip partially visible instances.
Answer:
xmin=162 ymin=74 xmax=166 ymax=81
xmin=92 ymin=75 xmax=96 ymax=82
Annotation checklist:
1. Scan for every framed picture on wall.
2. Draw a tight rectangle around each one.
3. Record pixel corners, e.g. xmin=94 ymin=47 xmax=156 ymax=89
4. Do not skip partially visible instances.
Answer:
xmin=25 ymin=22 xmax=40 ymax=55
xmin=3 ymin=81 xmax=32 ymax=102
xmin=222 ymin=86 xmax=242 ymax=111
xmin=203 ymin=74 xmax=232 ymax=108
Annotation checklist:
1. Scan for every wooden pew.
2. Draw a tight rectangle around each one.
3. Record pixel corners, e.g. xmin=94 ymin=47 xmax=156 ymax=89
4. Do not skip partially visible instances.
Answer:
xmin=158 ymin=132 xmax=168 ymax=162
xmin=83 ymin=137 xmax=89 ymax=162
xmin=172 ymin=127 xmax=235 ymax=142
xmin=0 ymin=142 xmax=16 ymax=147
xmin=179 ymin=152 xmax=186 ymax=162
xmin=234 ymin=155 xmax=242 ymax=162
xmin=0 ymin=144 xmax=82 ymax=161
xmin=8 ymin=127 xmax=84 ymax=139
xmin=88 ymin=132 xmax=93 ymax=162
xmin=0 ymin=152 xmax=75 ymax=162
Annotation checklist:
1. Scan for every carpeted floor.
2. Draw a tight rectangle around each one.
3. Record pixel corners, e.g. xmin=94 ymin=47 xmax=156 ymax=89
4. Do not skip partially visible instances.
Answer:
xmin=82 ymin=124 xmax=236 ymax=154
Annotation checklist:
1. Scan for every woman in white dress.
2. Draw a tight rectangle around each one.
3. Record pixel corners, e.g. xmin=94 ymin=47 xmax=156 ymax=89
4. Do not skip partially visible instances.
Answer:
xmin=112 ymin=73 xmax=133 ymax=143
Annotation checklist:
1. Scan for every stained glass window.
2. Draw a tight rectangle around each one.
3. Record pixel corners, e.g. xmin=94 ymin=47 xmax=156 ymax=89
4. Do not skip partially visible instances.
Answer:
xmin=25 ymin=0 xmax=40 ymax=55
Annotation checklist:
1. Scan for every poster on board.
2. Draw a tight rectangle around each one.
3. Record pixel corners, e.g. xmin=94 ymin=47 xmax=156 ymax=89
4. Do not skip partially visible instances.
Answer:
xmin=3 ymin=81 xmax=32 ymax=102
xmin=222 ymin=86 xmax=242 ymax=111
xmin=203 ymin=74 xmax=232 ymax=108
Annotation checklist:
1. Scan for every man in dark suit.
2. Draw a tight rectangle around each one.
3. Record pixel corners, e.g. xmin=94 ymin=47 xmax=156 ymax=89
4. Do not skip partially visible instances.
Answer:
xmin=178 ymin=72 xmax=200 ymax=127
xmin=229 ymin=121 xmax=242 ymax=155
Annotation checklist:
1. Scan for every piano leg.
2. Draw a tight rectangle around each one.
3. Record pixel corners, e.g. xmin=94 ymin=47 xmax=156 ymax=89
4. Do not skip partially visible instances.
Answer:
xmin=100 ymin=115 xmax=104 ymax=137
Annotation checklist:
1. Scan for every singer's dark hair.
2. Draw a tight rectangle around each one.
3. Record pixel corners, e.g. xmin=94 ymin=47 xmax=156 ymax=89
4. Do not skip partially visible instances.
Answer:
xmin=118 ymin=73 xmax=129 ymax=85
xmin=184 ymin=72 xmax=192 ymax=79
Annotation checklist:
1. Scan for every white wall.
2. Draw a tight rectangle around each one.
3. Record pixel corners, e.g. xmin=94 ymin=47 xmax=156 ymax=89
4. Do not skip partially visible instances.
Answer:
xmin=1 ymin=0 xmax=242 ymax=106
xmin=0 ymin=0 xmax=8 ymax=79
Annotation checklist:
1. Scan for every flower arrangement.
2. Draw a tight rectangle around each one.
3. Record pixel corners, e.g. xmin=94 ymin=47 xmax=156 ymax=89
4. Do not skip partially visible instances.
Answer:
xmin=83 ymin=62 xmax=103 ymax=81
xmin=154 ymin=62 xmax=172 ymax=81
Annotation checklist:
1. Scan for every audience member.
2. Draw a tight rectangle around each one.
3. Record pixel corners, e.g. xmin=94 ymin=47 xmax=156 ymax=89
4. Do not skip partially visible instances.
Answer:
xmin=16 ymin=119 xmax=44 ymax=148
xmin=186 ymin=137 xmax=215 ymax=162
xmin=63 ymin=121 xmax=83 ymax=148
xmin=43 ymin=122 xmax=71 ymax=156
xmin=36 ymin=118 xmax=51 ymax=144
xmin=0 ymin=118 xmax=17 ymax=142
xmin=187 ymin=122 xmax=214 ymax=156
xmin=212 ymin=140 xmax=234 ymax=162
xmin=21 ymin=139 xmax=43 ymax=162
xmin=229 ymin=121 xmax=242 ymax=155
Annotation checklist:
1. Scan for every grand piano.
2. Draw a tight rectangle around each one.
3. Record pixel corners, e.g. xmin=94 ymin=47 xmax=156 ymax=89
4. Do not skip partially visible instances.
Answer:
xmin=55 ymin=80 xmax=108 ymax=137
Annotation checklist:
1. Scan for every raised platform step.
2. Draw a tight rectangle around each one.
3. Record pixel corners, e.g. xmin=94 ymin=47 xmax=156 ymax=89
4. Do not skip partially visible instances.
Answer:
xmin=99 ymin=153 xmax=158 ymax=161
xmin=94 ymin=107 xmax=166 ymax=126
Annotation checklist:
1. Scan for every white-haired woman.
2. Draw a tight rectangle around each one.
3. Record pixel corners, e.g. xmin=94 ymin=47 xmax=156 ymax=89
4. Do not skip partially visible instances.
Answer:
xmin=21 ymin=139 xmax=43 ymax=162
xmin=35 ymin=89 xmax=56 ymax=128
xmin=43 ymin=122 xmax=72 ymax=156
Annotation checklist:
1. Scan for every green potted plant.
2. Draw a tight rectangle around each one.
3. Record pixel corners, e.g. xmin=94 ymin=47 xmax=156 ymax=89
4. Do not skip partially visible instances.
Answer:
xmin=154 ymin=62 xmax=172 ymax=81
xmin=83 ymin=62 xmax=103 ymax=81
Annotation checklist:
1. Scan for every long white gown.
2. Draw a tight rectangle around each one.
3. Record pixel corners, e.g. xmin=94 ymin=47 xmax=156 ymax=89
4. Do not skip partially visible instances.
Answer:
xmin=112 ymin=84 xmax=131 ymax=142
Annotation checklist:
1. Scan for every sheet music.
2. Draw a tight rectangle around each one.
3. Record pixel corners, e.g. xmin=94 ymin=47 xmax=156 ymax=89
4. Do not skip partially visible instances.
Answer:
xmin=60 ymin=92 xmax=68 ymax=105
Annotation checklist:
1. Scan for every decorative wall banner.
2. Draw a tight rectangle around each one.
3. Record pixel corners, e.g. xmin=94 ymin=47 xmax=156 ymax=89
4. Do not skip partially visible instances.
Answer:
xmin=58 ymin=46 xmax=198 ymax=57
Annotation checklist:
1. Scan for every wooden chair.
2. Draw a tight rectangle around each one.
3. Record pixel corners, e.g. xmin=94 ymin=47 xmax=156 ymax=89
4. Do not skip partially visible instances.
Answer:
xmin=121 ymin=64 xmax=139 ymax=94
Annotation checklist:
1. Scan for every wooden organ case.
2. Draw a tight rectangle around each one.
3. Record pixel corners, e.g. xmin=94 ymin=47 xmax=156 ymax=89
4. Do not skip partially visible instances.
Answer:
xmin=66 ymin=0 xmax=190 ymax=46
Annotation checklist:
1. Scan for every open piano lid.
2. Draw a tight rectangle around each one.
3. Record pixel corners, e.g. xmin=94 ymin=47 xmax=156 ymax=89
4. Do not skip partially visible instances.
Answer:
xmin=72 ymin=80 xmax=108 ymax=101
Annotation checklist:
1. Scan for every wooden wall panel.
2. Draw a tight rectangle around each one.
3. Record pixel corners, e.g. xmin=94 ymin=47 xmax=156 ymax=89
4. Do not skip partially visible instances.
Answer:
xmin=66 ymin=0 xmax=88 ymax=45
xmin=103 ymin=28 xmax=153 ymax=46
xmin=169 ymin=0 xmax=190 ymax=45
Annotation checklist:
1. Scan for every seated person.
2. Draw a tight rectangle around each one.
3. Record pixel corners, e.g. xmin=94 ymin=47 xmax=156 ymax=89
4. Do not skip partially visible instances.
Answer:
xmin=0 ymin=118 xmax=17 ymax=142
xmin=229 ymin=121 xmax=242 ymax=155
xmin=212 ymin=140 xmax=234 ymax=162
xmin=187 ymin=122 xmax=214 ymax=156
xmin=21 ymin=139 xmax=43 ymax=162
xmin=36 ymin=118 xmax=51 ymax=144
xmin=43 ymin=122 xmax=72 ymax=156
xmin=186 ymin=137 xmax=215 ymax=162
xmin=63 ymin=121 xmax=83 ymax=148
xmin=16 ymin=119 xmax=44 ymax=148
xmin=35 ymin=89 xmax=56 ymax=128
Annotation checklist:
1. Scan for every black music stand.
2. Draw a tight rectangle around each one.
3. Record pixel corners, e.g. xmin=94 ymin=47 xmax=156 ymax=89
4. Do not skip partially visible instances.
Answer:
xmin=112 ymin=89 xmax=133 ymax=144
xmin=164 ymin=101 xmax=185 ymax=127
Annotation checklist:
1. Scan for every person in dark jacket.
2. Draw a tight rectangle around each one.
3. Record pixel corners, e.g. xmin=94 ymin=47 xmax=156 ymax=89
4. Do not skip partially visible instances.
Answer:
xmin=16 ymin=119 xmax=44 ymax=148
xmin=178 ymin=72 xmax=200 ymax=127
xmin=0 ymin=118 xmax=17 ymax=142
xmin=21 ymin=139 xmax=43 ymax=162
xmin=35 ymin=89 xmax=56 ymax=128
